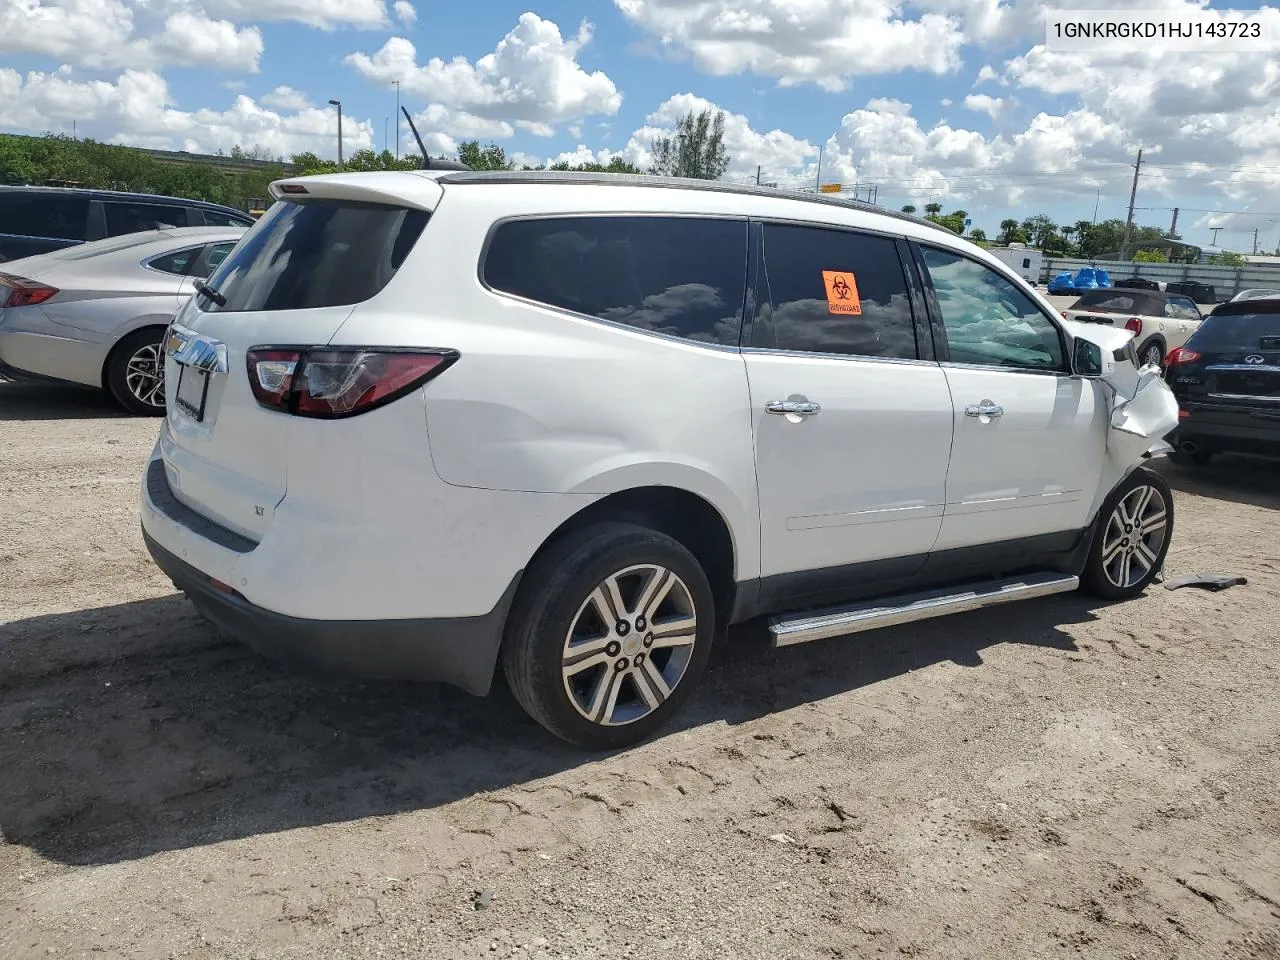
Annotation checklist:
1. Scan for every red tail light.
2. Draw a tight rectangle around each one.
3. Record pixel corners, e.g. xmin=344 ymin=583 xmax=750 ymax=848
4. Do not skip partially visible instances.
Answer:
xmin=1124 ymin=317 xmax=1143 ymax=335
xmin=1165 ymin=346 xmax=1202 ymax=366
xmin=0 ymin=272 xmax=58 ymax=308
xmin=246 ymin=347 xmax=458 ymax=418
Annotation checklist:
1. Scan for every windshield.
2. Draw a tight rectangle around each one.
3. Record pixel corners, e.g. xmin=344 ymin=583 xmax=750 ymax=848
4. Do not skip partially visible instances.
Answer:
xmin=200 ymin=199 xmax=428 ymax=312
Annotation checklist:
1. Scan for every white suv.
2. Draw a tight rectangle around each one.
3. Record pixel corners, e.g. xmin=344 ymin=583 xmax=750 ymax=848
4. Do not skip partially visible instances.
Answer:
xmin=140 ymin=171 xmax=1180 ymax=748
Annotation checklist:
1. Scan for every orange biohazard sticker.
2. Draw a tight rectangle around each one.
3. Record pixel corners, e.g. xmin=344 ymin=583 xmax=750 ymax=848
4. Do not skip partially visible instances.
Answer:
xmin=822 ymin=271 xmax=862 ymax=315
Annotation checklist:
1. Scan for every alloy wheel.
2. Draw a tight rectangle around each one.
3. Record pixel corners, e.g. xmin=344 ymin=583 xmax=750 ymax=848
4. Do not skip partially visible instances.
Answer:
xmin=560 ymin=563 xmax=698 ymax=727
xmin=1142 ymin=343 xmax=1164 ymax=368
xmin=1100 ymin=484 xmax=1169 ymax=589
xmin=125 ymin=342 xmax=165 ymax=409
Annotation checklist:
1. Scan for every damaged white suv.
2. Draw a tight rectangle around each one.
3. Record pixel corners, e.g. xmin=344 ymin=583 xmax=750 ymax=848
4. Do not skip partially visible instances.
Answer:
xmin=141 ymin=171 xmax=1180 ymax=748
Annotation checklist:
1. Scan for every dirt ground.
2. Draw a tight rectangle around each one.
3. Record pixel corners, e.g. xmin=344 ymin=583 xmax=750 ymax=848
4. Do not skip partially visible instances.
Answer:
xmin=1 ymin=379 xmax=1277 ymax=960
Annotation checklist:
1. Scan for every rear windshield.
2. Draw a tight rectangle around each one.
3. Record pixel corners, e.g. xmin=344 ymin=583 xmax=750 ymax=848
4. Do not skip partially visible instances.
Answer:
xmin=1189 ymin=311 xmax=1280 ymax=350
xmin=1072 ymin=291 xmax=1155 ymax=313
xmin=199 ymin=199 xmax=428 ymax=312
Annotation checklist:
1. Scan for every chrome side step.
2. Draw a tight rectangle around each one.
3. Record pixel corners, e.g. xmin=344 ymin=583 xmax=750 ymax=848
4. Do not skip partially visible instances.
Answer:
xmin=769 ymin=572 xmax=1080 ymax=647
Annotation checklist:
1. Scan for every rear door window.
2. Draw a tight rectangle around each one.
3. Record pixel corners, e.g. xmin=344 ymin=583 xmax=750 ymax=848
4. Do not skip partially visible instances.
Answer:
xmin=484 ymin=216 xmax=748 ymax=346
xmin=104 ymin=202 xmax=189 ymax=235
xmin=753 ymin=223 xmax=918 ymax=360
xmin=0 ymin=192 xmax=91 ymax=240
xmin=201 ymin=200 xmax=428 ymax=312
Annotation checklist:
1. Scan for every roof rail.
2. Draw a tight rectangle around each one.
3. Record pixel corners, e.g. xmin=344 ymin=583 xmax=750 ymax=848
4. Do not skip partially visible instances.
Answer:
xmin=432 ymin=170 xmax=955 ymax=234
xmin=401 ymin=107 xmax=472 ymax=172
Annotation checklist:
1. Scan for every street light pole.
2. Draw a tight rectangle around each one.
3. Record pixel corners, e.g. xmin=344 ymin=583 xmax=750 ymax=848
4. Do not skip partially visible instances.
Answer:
xmin=328 ymin=99 xmax=344 ymax=170
xmin=394 ymin=81 xmax=401 ymax=159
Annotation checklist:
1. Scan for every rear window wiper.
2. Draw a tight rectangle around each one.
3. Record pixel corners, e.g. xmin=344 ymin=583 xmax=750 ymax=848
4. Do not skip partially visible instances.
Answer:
xmin=195 ymin=282 xmax=226 ymax=307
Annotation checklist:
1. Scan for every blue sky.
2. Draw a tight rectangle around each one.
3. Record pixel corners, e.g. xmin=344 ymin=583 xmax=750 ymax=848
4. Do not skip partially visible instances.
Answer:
xmin=3 ymin=1 xmax=1279 ymax=251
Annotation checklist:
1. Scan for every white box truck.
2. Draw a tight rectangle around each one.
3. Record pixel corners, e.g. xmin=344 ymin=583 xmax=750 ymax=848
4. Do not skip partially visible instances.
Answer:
xmin=990 ymin=244 xmax=1043 ymax=284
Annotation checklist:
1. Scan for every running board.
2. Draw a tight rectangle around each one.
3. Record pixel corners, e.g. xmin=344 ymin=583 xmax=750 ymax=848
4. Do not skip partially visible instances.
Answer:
xmin=769 ymin=572 xmax=1080 ymax=647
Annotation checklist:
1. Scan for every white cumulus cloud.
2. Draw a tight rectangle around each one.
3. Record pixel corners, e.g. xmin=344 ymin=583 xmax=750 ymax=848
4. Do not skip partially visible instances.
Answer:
xmin=346 ymin=13 xmax=621 ymax=141
xmin=613 ymin=0 xmax=966 ymax=90
xmin=0 ymin=67 xmax=373 ymax=159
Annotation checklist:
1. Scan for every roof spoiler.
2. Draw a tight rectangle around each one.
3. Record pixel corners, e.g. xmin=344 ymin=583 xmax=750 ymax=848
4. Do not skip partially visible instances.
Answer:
xmin=402 ymin=106 xmax=471 ymax=172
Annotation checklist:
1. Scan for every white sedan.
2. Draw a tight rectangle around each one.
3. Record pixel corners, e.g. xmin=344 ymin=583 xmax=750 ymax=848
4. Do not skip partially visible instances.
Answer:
xmin=0 ymin=226 xmax=246 ymax=414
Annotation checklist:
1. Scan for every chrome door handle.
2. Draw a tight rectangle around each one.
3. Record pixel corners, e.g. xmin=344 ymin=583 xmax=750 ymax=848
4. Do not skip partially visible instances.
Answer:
xmin=964 ymin=400 xmax=1004 ymax=419
xmin=766 ymin=400 xmax=821 ymax=417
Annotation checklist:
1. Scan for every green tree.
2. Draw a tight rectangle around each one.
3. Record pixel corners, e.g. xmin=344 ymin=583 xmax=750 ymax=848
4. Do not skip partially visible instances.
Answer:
xmin=1133 ymin=248 xmax=1169 ymax=263
xmin=548 ymin=156 xmax=644 ymax=174
xmin=997 ymin=218 xmax=1026 ymax=245
xmin=926 ymin=209 xmax=966 ymax=234
xmin=1020 ymin=214 xmax=1058 ymax=250
xmin=649 ymin=109 xmax=730 ymax=180
xmin=1209 ymin=250 xmax=1247 ymax=266
xmin=456 ymin=141 xmax=513 ymax=171
xmin=900 ymin=204 xmax=916 ymax=214
xmin=968 ymin=227 xmax=988 ymax=244
xmin=923 ymin=201 xmax=943 ymax=216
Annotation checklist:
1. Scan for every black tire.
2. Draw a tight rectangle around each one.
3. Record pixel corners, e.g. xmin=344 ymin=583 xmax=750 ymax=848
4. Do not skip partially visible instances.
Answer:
xmin=1136 ymin=337 xmax=1166 ymax=369
xmin=501 ymin=521 xmax=715 ymax=749
xmin=1081 ymin=467 xmax=1175 ymax=601
xmin=106 ymin=328 xmax=167 ymax=416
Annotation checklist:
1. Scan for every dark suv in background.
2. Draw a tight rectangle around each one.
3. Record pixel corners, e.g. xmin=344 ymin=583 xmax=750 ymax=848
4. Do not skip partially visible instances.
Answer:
xmin=1165 ymin=297 xmax=1280 ymax=464
xmin=0 ymin=186 xmax=255 ymax=262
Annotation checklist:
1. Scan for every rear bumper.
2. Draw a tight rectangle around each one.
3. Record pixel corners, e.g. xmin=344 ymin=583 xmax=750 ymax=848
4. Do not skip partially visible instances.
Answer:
xmin=144 ymin=529 xmax=520 ymax=696
xmin=1172 ymin=402 xmax=1280 ymax=457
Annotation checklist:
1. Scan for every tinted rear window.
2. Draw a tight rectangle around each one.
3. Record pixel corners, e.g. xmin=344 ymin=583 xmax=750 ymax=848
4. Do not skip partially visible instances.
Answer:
xmin=200 ymin=200 xmax=428 ymax=313
xmin=1072 ymin=291 xmax=1154 ymax=313
xmin=0 ymin=192 xmax=90 ymax=241
xmin=1190 ymin=311 xmax=1280 ymax=350
xmin=484 ymin=216 xmax=748 ymax=346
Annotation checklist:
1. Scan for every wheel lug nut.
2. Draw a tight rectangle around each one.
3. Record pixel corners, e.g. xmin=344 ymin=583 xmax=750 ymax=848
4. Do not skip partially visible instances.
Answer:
xmin=644 ymin=633 xmax=654 ymax=647
xmin=634 ymin=653 xmax=645 ymax=666
xmin=615 ymin=658 xmax=628 ymax=671
xmin=606 ymin=641 xmax=621 ymax=657
xmin=635 ymin=616 xmax=647 ymax=631
xmin=616 ymin=620 xmax=630 ymax=636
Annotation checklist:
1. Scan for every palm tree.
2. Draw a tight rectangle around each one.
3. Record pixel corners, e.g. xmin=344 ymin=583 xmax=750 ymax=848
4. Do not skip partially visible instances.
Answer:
xmin=998 ymin=218 xmax=1020 ymax=244
xmin=901 ymin=204 xmax=916 ymax=214
xmin=924 ymin=202 xmax=943 ymax=216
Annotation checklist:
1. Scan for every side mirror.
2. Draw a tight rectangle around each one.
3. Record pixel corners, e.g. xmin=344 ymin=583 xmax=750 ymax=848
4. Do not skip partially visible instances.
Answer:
xmin=1071 ymin=337 xmax=1114 ymax=378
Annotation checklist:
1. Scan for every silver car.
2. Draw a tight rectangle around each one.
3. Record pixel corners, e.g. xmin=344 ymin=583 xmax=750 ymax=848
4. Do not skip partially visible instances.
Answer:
xmin=0 ymin=226 xmax=245 ymax=414
xmin=1229 ymin=288 xmax=1280 ymax=303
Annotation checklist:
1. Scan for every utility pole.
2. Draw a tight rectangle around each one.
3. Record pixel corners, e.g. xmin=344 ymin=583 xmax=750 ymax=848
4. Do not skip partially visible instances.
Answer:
xmin=755 ymin=165 xmax=761 ymax=186
xmin=328 ymin=99 xmax=344 ymax=170
xmin=1253 ymin=227 xmax=1260 ymax=255
xmin=1092 ymin=187 xmax=1100 ymax=224
xmin=1169 ymin=207 xmax=1179 ymax=239
xmin=1210 ymin=226 xmax=1222 ymax=247
xmin=394 ymin=81 xmax=401 ymax=158
xmin=1119 ymin=148 xmax=1142 ymax=261
xmin=814 ymin=144 xmax=823 ymax=193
